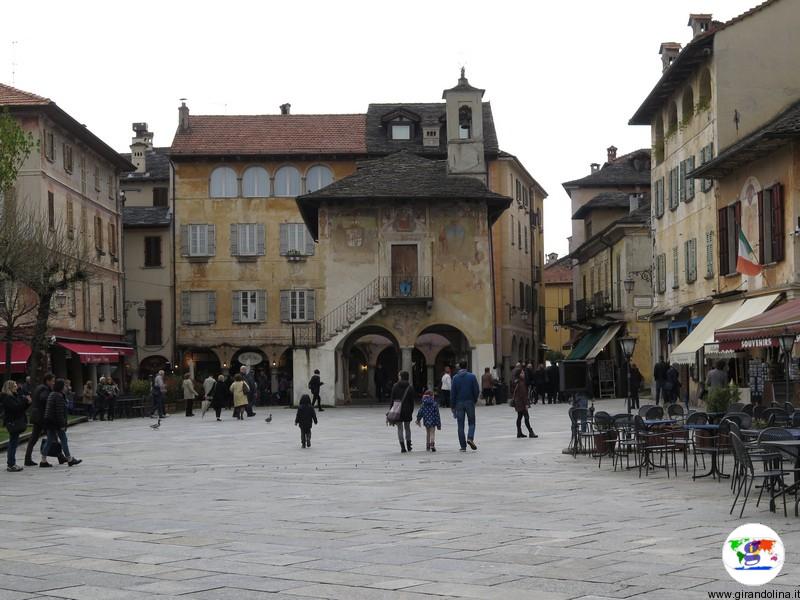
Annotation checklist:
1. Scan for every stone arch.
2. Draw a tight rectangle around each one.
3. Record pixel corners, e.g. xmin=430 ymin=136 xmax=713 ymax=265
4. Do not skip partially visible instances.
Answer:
xmin=339 ymin=325 xmax=402 ymax=402
xmin=681 ymin=86 xmax=694 ymax=124
xmin=698 ymin=68 xmax=712 ymax=109
xmin=667 ymin=101 xmax=678 ymax=134
xmin=415 ymin=324 xmax=471 ymax=392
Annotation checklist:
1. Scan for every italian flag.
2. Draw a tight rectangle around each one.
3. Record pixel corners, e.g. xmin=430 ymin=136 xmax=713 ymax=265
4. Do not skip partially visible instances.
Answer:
xmin=737 ymin=229 xmax=762 ymax=276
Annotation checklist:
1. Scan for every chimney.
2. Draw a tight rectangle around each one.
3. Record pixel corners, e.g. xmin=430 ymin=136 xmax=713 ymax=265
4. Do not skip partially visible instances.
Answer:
xmin=629 ymin=193 xmax=642 ymax=214
xmin=659 ymin=42 xmax=682 ymax=72
xmin=607 ymin=145 xmax=617 ymax=162
xmin=179 ymin=100 xmax=189 ymax=132
xmin=590 ymin=163 xmax=600 ymax=173
xmin=546 ymin=252 xmax=559 ymax=264
xmin=130 ymin=122 xmax=153 ymax=174
xmin=280 ymin=103 xmax=291 ymax=115
xmin=688 ymin=14 xmax=713 ymax=38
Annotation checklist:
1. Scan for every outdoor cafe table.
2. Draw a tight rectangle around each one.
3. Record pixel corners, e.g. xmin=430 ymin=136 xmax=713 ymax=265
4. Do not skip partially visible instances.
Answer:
xmin=757 ymin=439 xmax=800 ymax=514
xmin=643 ymin=419 xmax=678 ymax=427
xmin=684 ymin=423 xmax=727 ymax=480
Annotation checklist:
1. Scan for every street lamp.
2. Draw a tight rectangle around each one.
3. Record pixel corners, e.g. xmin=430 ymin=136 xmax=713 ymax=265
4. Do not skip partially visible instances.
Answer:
xmin=618 ymin=335 xmax=638 ymax=414
xmin=137 ymin=304 xmax=146 ymax=318
xmin=777 ymin=328 xmax=796 ymax=405
xmin=623 ymin=277 xmax=635 ymax=294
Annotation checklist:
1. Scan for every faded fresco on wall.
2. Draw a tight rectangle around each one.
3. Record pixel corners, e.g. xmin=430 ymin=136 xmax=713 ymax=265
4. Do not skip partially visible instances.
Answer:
xmin=330 ymin=208 xmax=378 ymax=263
xmin=381 ymin=206 xmax=427 ymax=233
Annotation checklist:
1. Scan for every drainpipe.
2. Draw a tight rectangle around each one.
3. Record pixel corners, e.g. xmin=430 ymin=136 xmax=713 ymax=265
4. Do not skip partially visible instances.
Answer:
xmin=169 ymin=158 xmax=177 ymax=371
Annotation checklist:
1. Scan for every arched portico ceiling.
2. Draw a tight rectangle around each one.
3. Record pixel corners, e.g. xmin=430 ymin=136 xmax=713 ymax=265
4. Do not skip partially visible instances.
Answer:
xmin=414 ymin=333 xmax=451 ymax=363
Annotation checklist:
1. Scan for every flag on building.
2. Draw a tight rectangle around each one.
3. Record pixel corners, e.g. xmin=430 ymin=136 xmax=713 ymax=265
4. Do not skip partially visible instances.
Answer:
xmin=736 ymin=229 xmax=762 ymax=276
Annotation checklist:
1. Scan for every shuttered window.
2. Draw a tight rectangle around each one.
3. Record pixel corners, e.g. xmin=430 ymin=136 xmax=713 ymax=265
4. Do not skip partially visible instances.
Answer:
xmin=654 ymin=177 xmax=665 ymax=218
xmin=47 ymin=192 xmax=55 ymax=230
xmin=66 ymin=199 xmax=74 ymax=237
xmin=718 ymin=202 xmax=741 ymax=276
xmin=669 ymin=167 xmax=680 ymax=210
xmin=145 ymin=300 xmax=162 ymax=345
xmin=685 ymin=238 xmax=697 ymax=283
xmin=656 ymin=253 xmax=667 ymax=294
xmin=758 ymin=183 xmax=785 ymax=265
xmin=684 ymin=156 xmax=695 ymax=202
xmin=672 ymin=247 xmax=679 ymax=288
xmin=181 ymin=224 xmax=216 ymax=257
xmin=231 ymin=223 xmax=265 ymax=256
xmin=280 ymin=289 xmax=315 ymax=322
xmin=700 ymin=143 xmax=714 ymax=192
xmin=232 ymin=290 xmax=266 ymax=323
xmin=705 ymin=230 xmax=714 ymax=279
xmin=280 ymin=223 xmax=315 ymax=256
xmin=181 ymin=291 xmax=216 ymax=324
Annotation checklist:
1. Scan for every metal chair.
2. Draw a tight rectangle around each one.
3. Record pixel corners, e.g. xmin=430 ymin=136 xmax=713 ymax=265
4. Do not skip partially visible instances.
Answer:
xmin=742 ymin=404 xmax=754 ymax=416
xmin=727 ymin=403 xmax=745 ymax=414
xmin=764 ymin=408 xmax=790 ymax=427
xmin=730 ymin=433 xmax=791 ymax=518
xmin=592 ymin=411 xmax=616 ymax=468
xmin=725 ymin=412 xmax=752 ymax=430
xmin=644 ymin=405 xmax=664 ymax=420
xmin=568 ymin=407 xmax=591 ymax=458
xmin=667 ymin=403 xmax=685 ymax=422
xmin=754 ymin=405 xmax=766 ymax=420
xmin=613 ymin=414 xmax=638 ymax=471
xmin=791 ymin=412 xmax=800 ymax=427
xmin=634 ymin=415 xmax=678 ymax=478
xmin=637 ymin=405 xmax=655 ymax=418
xmin=784 ymin=402 xmax=796 ymax=415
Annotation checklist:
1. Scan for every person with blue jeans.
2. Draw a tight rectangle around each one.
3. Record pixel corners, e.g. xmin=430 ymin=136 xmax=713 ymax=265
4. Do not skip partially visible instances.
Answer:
xmin=451 ymin=360 xmax=479 ymax=452
xmin=41 ymin=379 xmax=81 ymax=468
xmin=2 ymin=380 xmax=30 ymax=472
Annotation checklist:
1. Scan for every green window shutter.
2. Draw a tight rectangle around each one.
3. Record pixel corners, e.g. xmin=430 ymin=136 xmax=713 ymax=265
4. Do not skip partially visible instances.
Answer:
xmin=232 ymin=291 xmax=241 ymax=323
xmin=207 ymin=292 xmax=216 ymax=323
xmin=207 ymin=224 xmax=216 ymax=256
xmin=279 ymin=224 xmax=288 ymax=255
xmin=180 ymin=225 xmax=188 ymax=256
xmin=181 ymin=291 xmax=190 ymax=324
xmin=257 ymin=224 xmax=266 ymax=256
xmin=256 ymin=289 xmax=266 ymax=322
xmin=280 ymin=291 xmax=290 ymax=322
xmin=306 ymin=290 xmax=316 ymax=320
xmin=305 ymin=227 xmax=315 ymax=256
xmin=686 ymin=156 xmax=695 ymax=201
xmin=230 ymin=224 xmax=239 ymax=256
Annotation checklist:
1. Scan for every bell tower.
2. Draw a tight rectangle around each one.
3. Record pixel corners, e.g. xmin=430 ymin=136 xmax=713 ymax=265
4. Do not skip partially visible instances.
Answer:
xmin=442 ymin=68 xmax=486 ymax=184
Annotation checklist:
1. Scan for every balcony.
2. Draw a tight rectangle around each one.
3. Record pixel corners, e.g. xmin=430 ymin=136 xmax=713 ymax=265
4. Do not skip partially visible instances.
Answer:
xmin=379 ymin=276 xmax=433 ymax=303
xmin=575 ymin=298 xmax=588 ymax=322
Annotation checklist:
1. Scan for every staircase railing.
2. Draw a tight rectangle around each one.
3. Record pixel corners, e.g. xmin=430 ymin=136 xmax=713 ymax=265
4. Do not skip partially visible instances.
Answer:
xmin=318 ymin=277 xmax=381 ymax=343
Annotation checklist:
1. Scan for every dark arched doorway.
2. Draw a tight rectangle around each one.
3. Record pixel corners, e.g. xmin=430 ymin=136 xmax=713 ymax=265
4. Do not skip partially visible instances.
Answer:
xmin=139 ymin=355 xmax=168 ymax=379
xmin=340 ymin=326 xmax=401 ymax=403
xmin=182 ymin=348 xmax=220 ymax=381
xmin=348 ymin=346 xmax=369 ymax=399
xmin=412 ymin=348 xmax=427 ymax=393
xmin=415 ymin=324 xmax=471 ymax=392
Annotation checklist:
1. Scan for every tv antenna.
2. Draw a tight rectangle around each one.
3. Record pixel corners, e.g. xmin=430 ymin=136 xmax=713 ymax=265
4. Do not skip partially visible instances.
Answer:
xmin=11 ymin=41 xmax=18 ymax=84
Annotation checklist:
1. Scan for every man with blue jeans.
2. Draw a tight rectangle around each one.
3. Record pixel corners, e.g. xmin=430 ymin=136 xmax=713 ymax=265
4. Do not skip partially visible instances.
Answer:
xmin=451 ymin=360 xmax=479 ymax=452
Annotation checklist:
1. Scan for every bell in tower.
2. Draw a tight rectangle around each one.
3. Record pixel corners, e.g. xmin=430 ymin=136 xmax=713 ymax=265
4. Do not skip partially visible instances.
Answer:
xmin=442 ymin=68 xmax=487 ymax=183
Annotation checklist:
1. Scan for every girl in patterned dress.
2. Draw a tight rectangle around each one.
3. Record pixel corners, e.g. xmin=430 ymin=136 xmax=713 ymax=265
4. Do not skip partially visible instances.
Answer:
xmin=415 ymin=389 xmax=442 ymax=452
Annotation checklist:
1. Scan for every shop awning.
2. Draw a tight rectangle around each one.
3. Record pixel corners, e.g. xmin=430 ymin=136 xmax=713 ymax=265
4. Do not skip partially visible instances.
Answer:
xmin=585 ymin=324 xmax=623 ymax=360
xmin=0 ymin=342 xmax=31 ymax=373
xmin=103 ymin=345 xmax=134 ymax=356
xmin=668 ymin=320 xmax=689 ymax=330
xmin=58 ymin=342 xmax=119 ymax=364
xmin=567 ymin=328 xmax=606 ymax=360
xmin=715 ymin=297 xmax=800 ymax=351
xmin=705 ymin=294 xmax=781 ymax=357
xmin=670 ymin=300 xmax=745 ymax=364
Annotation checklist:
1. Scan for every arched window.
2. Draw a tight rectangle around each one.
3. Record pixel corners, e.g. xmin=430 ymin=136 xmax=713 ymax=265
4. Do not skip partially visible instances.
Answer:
xmin=306 ymin=165 xmax=333 ymax=193
xmin=682 ymin=86 xmax=694 ymax=125
xmin=667 ymin=102 xmax=678 ymax=135
xmin=274 ymin=166 xmax=301 ymax=197
xmin=654 ymin=116 xmax=665 ymax=164
xmin=209 ymin=166 xmax=237 ymax=198
xmin=242 ymin=166 xmax=269 ymax=198
xmin=698 ymin=68 xmax=712 ymax=110
xmin=458 ymin=105 xmax=472 ymax=139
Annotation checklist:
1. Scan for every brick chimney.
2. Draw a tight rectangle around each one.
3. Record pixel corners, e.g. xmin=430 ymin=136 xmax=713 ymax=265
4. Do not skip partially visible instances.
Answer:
xmin=607 ymin=145 xmax=617 ymax=162
xmin=659 ymin=42 xmax=682 ymax=72
xmin=280 ymin=103 xmax=291 ymax=115
xmin=546 ymin=252 xmax=559 ymax=264
xmin=178 ymin=100 xmax=189 ymax=132
xmin=688 ymin=14 xmax=713 ymax=38
xmin=629 ymin=193 xmax=643 ymax=214
xmin=590 ymin=163 xmax=600 ymax=173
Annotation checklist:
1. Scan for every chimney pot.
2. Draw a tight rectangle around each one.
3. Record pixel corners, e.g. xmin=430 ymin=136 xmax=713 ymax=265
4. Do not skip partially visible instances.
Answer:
xmin=629 ymin=193 xmax=643 ymax=214
xmin=607 ymin=145 xmax=618 ymax=162
xmin=688 ymin=14 xmax=713 ymax=39
xmin=179 ymin=101 xmax=189 ymax=132
xmin=659 ymin=42 xmax=682 ymax=72
xmin=280 ymin=103 xmax=291 ymax=115
xmin=590 ymin=163 xmax=600 ymax=174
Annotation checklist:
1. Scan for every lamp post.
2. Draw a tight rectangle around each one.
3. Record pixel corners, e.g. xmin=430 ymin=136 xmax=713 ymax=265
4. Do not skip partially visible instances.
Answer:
xmin=623 ymin=277 xmax=635 ymax=294
xmin=777 ymin=329 xmax=796 ymax=405
xmin=618 ymin=335 xmax=637 ymax=414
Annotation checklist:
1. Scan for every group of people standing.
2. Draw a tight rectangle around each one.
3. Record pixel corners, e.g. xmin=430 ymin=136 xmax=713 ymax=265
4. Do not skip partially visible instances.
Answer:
xmin=2 ymin=373 xmax=82 ymax=472
xmin=652 ymin=358 xmax=682 ymax=406
xmin=82 ymin=377 xmax=120 ymax=421
xmin=511 ymin=362 xmax=563 ymax=405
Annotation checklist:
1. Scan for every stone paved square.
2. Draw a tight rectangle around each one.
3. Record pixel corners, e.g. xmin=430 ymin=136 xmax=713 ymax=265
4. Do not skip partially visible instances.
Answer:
xmin=2 ymin=399 xmax=799 ymax=599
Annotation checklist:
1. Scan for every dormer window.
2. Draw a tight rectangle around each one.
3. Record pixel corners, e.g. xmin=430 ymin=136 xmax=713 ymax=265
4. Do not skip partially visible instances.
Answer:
xmin=391 ymin=124 xmax=411 ymax=140
xmin=458 ymin=105 xmax=472 ymax=139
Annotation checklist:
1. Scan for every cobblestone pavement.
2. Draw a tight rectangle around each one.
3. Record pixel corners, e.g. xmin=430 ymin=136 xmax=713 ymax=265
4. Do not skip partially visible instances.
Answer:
xmin=2 ymin=398 xmax=800 ymax=599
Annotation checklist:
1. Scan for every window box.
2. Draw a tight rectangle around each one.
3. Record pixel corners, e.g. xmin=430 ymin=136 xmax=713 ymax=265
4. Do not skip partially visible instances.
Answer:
xmin=286 ymin=250 xmax=306 ymax=263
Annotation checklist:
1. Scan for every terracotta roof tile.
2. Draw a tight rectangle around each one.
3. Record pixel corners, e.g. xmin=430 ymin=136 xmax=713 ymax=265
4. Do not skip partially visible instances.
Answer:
xmin=0 ymin=83 xmax=51 ymax=106
xmin=170 ymin=114 xmax=367 ymax=157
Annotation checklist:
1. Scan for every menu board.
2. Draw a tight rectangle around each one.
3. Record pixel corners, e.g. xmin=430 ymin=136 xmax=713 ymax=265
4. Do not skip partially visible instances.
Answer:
xmin=749 ymin=360 xmax=768 ymax=395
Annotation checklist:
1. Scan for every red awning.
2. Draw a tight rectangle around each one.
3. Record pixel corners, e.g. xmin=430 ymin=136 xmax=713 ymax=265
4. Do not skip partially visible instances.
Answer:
xmin=715 ymin=298 xmax=800 ymax=351
xmin=103 ymin=345 xmax=134 ymax=356
xmin=58 ymin=342 xmax=119 ymax=364
xmin=0 ymin=342 xmax=31 ymax=373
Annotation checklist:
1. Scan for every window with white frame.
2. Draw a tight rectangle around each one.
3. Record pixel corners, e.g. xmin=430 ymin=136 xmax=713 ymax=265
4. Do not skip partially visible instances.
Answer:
xmin=391 ymin=124 xmax=411 ymax=140
xmin=231 ymin=223 xmax=264 ymax=256
xmin=233 ymin=290 xmax=266 ymax=323
xmin=280 ymin=289 xmax=315 ymax=322
xmin=306 ymin=165 xmax=333 ymax=193
xmin=181 ymin=291 xmax=216 ymax=324
xmin=210 ymin=166 xmax=238 ymax=198
xmin=280 ymin=223 xmax=314 ymax=256
xmin=274 ymin=166 xmax=301 ymax=196
xmin=242 ymin=166 xmax=269 ymax=197
xmin=183 ymin=224 xmax=215 ymax=257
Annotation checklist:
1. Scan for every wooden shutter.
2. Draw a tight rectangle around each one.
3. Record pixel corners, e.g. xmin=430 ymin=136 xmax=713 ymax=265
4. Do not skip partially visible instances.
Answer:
xmin=280 ymin=291 xmax=289 ymax=321
xmin=279 ymin=224 xmax=288 ymax=255
xmin=679 ymin=161 xmax=686 ymax=202
xmin=684 ymin=240 xmax=689 ymax=282
xmin=257 ymin=224 xmax=266 ymax=256
xmin=232 ymin=291 xmax=241 ymax=323
xmin=773 ymin=184 xmax=785 ymax=262
xmin=306 ymin=290 xmax=316 ymax=320
xmin=256 ymin=290 xmax=266 ymax=322
xmin=207 ymin=292 xmax=216 ymax=323
xmin=230 ymin=224 xmax=239 ymax=256
xmin=686 ymin=156 xmax=695 ymax=200
xmin=207 ymin=224 xmax=216 ymax=256
xmin=706 ymin=230 xmax=714 ymax=278
xmin=305 ymin=227 xmax=315 ymax=256
xmin=181 ymin=291 xmax=190 ymax=324
xmin=734 ymin=202 xmax=742 ymax=270
xmin=108 ymin=222 xmax=114 ymax=256
xmin=758 ymin=190 xmax=765 ymax=264
xmin=718 ymin=207 xmax=729 ymax=275
xmin=180 ymin=225 xmax=189 ymax=256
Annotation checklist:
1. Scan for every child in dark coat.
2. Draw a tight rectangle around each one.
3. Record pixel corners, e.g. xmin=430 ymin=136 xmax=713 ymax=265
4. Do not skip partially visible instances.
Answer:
xmin=295 ymin=394 xmax=318 ymax=448
xmin=415 ymin=389 xmax=442 ymax=452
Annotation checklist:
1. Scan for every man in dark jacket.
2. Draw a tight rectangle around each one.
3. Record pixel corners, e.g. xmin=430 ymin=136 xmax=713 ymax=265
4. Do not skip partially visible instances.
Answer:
xmin=546 ymin=362 xmax=560 ymax=404
xmin=653 ymin=358 xmax=669 ymax=405
xmin=451 ymin=361 xmax=480 ymax=451
xmin=24 ymin=373 xmax=54 ymax=467
xmin=629 ymin=363 xmax=643 ymax=410
xmin=41 ymin=379 xmax=81 ymax=467
xmin=533 ymin=364 xmax=547 ymax=404
xmin=665 ymin=363 xmax=681 ymax=405
xmin=389 ymin=371 xmax=414 ymax=452
xmin=308 ymin=369 xmax=324 ymax=411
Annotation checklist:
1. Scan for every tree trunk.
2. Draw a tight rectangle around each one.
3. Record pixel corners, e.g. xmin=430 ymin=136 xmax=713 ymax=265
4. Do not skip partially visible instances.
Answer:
xmin=4 ymin=332 xmax=12 ymax=383
xmin=28 ymin=292 xmax=52 ymax=386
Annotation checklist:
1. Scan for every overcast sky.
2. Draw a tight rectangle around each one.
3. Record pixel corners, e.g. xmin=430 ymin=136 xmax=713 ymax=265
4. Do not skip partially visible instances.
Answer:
xmin=1 ymin=0 xmax=759 ymax=257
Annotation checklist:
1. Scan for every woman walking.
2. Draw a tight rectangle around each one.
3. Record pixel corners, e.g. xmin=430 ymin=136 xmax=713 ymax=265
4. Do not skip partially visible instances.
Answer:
xmin=209 ymin=375 xmax=226 ymax=421
xmin=2 ymin=380 xmax=30 ymax=472
xmin=42 ymin=379 xmax=81 ymax=467
xmin=513 ymin=371 xmax=537 ymax=438
xmin=183 ymin=373 xmax=197 ymax=417
xmin=230 ymin=374 xmax=250 ymax=420
xmin=389 ymin=371 xmax=415 ymax=452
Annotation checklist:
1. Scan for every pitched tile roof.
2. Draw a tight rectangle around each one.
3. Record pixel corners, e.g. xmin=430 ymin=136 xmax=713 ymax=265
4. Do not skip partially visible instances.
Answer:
xmin=544 ymin=258 xmax=573 ymax=284
xmin=297 ymin=150 xmax=511 ymax=239
xmin=120 ymin=147 xmax=171 ymax=182
xmin=562 ymin=149 xmax=651 ymax=189
xmin=122 ymin=206 xmax=171 ymax=228
xmin=0 ymin=83 xmax=50 ymax=106
xmin=169 ymin=114 xmax=368 ymax=157
xmin=572 ymin=191 xmax=650 ymax=220
xmin=365 ymin=103 xmax=499 ymax=156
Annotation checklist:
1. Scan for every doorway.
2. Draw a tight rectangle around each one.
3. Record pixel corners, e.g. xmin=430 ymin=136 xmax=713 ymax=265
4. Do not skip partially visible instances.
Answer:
xmin=391 ymin=244 xmax=418 ymax=297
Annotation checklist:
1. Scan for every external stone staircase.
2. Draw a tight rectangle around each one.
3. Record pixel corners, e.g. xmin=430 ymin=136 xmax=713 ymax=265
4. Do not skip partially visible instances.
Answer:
xmin=317 ymin=277 xmax=383 ymax=347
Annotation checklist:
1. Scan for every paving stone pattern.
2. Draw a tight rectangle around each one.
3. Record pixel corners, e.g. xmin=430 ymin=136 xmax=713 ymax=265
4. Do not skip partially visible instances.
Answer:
xmin=1 ymin=399 xmax=799 ymax=599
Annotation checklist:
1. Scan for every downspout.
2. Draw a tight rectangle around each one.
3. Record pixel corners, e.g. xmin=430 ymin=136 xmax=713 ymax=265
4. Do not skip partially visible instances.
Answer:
xmin=169 ymin=158 xmax=178 ymax=372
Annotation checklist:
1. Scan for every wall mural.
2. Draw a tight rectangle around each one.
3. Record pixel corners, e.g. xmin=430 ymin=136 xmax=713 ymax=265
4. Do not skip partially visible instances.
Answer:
xmin=381 ymin=206 xmax=427 ymax=233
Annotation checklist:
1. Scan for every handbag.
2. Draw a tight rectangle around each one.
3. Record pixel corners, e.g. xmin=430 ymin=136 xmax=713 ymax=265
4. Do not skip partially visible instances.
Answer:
xmin=386 ymin=385 xmax=411 ymax=424
xmin=201 ymin=399 xmax=211 ymax=417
